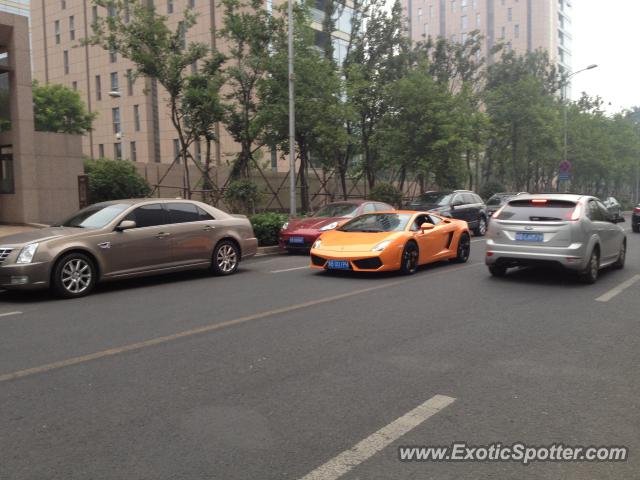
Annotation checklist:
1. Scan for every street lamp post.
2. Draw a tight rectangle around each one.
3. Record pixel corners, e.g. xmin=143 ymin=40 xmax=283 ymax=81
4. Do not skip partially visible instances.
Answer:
xmin=288 ymin=0 xmax=296 ymax=216
xmin=561 ymin=64 xmax=598 ymax=191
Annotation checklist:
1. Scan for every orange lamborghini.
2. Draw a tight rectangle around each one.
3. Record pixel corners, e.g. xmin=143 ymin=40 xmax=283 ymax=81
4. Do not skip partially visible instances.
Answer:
xmin=309 ymin=211 xmax=471 ymax=274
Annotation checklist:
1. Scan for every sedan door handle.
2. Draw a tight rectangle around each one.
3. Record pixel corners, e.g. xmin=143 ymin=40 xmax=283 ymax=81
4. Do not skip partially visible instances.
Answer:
xmin=155 ymin=232 xmax=171 ymax=238
xmin=203 ymin=225 xmax=215 ymax=231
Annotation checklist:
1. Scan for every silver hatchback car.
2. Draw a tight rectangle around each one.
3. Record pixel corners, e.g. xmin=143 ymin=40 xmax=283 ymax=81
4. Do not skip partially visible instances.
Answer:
xmin=486 ymin=194 xmax=626 ymax=283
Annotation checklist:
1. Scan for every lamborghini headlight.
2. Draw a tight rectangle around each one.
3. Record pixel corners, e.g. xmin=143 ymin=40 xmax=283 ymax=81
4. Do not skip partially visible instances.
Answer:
xmin=313 ymin=239 xmax=322 ymax=249
xmin=371 ymin=240 xmax=391 ymax=252
xmin=320 ymin=221 xmax=339 ymax=232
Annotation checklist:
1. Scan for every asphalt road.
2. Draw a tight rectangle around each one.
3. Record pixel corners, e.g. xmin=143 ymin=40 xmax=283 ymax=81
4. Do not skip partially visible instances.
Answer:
xmin=1 ymin=223 xmax=639 ymax=479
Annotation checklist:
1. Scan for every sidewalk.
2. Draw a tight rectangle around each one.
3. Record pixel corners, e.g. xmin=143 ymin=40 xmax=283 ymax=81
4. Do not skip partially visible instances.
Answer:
xmin=0 ymin=225 xmax=37 ymax=238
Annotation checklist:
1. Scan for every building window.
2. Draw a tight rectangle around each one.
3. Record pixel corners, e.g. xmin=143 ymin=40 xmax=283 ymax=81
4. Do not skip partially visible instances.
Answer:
xmin=173 ymin=139 xmax=180 ymax=163
xmin=428 ymin=4 xmax=433 ymax=17
xmin=450 ymin=33 xmax=456 ymax=43
xmin=98 ymin=144 xmax=105 ymax=158
xmin=63 ymin=50 xmax=69 ymax=74
xmin=476 ymin=13 xmax=481 ymax=26
xmin=514 ymin=24 xmax=520 ymax=38
xmin=69 ymin=16 xmax=75 ymax=40
xmin=168 ymin=0 xmax=174 ymax=14
xmin=451 ymin=0 xmax=456 ymax=12
xmin=114 ymin=143 xmax=122 ymax=160
xmin=472 ymin=0 xmax=477 ymax=9
xmin=501 ymin=26 xmax=506 ymax=39
xmin=133 ymin=105 xmax=141 ymax=131
xmin=107 ymin=5 xmax=116 ymax=17
xmin=92 ymin=5 xmax=98 ymax=22
xmin=109 ymin=48 xmax=117 ymax=63
xmin=0 ymin=145 xmax=14 ymax=194
xmin=191 ymin=61 xmax=198 ymax=74
xmin=508 ymin=7 xmax=512 ymax=21
xmin=72 ymin=81 xmax=78 ymax=90
xmin=55 ymin=20 xmax=60 ymax=44
xmin=126 ymin=69 xmax=134 ymax=95
xmin=61 ymin=0 xmax=66 ymax=9
xmin=417 ymin=7 xmax=422 ymax=16
xmin=110 ymin=72 xmax=119 ymax=93
xmin=189 ymin=0 xmax=195 ymax=7
xmin=130 ymin=141 xmax=137 ymax=162
xmin=194 ymin=141 xmax=201 ymax=162
xmin=461 ymin=32 xmax=467 ymax=43
xmin=423 ymin=23 xmax=428 ymax=37
xmin=124 ymin=3 xmax=130 ymax=23
xmin=461 ymin=15 xmax=468 ymax=29
xmin=112 ymin=107 xmax=121 ymax=134
xmin=95 ymin=75 xmax=102 ymax=100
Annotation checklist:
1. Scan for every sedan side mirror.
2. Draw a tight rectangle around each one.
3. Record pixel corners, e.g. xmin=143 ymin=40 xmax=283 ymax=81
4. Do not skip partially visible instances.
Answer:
xmin=420 ymin=223 xmax=435 ymax=232
xmin=116 ymin=220 xmax=137 ymax=231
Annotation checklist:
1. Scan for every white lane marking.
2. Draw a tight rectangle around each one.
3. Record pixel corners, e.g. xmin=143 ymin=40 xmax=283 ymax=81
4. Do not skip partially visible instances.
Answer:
xmin=0 ymin=311 xmax=22 ymax=318
xmin=471 ymin=238 xmax=485 ymax=243
xmin=271 ymin=266 xmax=309 ymax=273
xmin=298 ymin=395 xmax=456 ymax=480
xmin=595 ymin=275 xmax=640 ymax=302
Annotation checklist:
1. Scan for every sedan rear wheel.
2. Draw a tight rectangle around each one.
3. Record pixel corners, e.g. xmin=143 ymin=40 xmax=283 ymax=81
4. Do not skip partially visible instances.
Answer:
xmin=488 ymin=264 xmax=507 ymax=277
xmin=52 ymin=253 xmax=96 ymax=298
xmin=211 ymin=240 xmax=240 ymax=276
xmin=399 ymin=242 xmax=419 ymax=275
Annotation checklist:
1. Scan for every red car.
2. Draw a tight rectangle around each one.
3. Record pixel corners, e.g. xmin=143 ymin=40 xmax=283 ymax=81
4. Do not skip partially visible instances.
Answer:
xmin=279 ymin=200 xmax=395 ymax=252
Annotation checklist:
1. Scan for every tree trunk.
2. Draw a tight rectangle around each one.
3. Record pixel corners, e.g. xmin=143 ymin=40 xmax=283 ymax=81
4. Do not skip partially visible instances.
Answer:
xmin=298 ymin=139 xmax=310 ymax=213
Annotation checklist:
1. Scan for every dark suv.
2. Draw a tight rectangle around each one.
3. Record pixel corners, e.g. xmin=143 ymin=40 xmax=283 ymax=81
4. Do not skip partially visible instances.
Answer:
xmin=633 ymin=204 xmax=640 ymax=233
xmin=407 ymin=190 xmax=488 ymax=236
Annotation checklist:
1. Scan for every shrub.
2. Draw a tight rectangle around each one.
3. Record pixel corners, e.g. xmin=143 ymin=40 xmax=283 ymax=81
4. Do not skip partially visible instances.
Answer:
xmin=369 ymin=182 xmax=402 ymax=207
xmin=480 ymin=180 xmax=506 ymax=200
xmin=250 ymin=212 xmax=288 ymax=246
xmin=84 ymin=158 xmax=151 ymax=203
xmin=224 ymin=180 xmax=261 ymax=214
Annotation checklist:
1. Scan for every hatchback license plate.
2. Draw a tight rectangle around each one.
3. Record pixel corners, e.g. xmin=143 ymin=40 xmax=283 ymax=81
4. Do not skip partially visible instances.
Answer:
xmin=288 ymin=236 xmax=305 ymax=244
xmin=327 ymin=260 xmax=350 ymax=270
xmin=515 ymin=232 xmax=543 ymax=242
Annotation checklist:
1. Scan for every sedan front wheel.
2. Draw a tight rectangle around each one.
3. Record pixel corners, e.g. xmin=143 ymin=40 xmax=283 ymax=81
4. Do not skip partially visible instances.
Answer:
xmin=52 ymin=253 xmax=97 ymax=298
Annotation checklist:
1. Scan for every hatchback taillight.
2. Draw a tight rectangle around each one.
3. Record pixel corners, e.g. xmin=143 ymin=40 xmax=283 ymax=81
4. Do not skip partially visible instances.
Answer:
xmin=570 ymin=202 xmax=583 ymax=221
xmin=634 ymin=207 xmax=640 ymax=214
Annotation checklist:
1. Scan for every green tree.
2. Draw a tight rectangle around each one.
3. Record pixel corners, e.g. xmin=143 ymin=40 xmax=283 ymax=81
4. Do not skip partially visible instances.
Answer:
xmin=32 ymin=81 xmax=96 ymax=134
xmin=84 ymin=158 xmax=151 ymax=203
xmin=218 ymin=0 xmax=280 ymax=180
xmin=86 ymin=0 xmax=218 ymax=197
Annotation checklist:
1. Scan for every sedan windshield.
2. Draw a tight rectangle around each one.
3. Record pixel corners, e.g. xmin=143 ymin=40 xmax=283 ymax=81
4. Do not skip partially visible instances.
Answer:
xmin=313 ymin=203 xmax=359 ymax=218
xmin=411 ymin=192 xmax=453 ymax=206
xmin=59 ymin=203 xmax=130 ymax=229
xmin=339 ymin=213 xmax=412 ymax=233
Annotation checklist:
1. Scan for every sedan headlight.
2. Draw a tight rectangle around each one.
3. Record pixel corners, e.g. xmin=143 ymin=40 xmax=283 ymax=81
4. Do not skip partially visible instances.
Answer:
xmin=313 ymin=239 xmax=322 ymax=249
xmin=16 ymin=243 xmax=39 ymax=264
xmin=371 ymin=240 xmax=391 ymax=252
xmin=320 ymin=221 xmax=339 ymax=231
xmin=281 ymin=222 xmax=289 ymax=230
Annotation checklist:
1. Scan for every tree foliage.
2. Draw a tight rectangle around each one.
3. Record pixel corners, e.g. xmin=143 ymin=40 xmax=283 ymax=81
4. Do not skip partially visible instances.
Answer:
xmin=33 ymin=81 xmax=96 ymax=134
xmin=84 ymin=158 xmax=151 ymax=203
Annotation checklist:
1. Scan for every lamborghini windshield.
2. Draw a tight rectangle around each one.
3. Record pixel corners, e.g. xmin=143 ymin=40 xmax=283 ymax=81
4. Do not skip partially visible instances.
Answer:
xmin=339 ymin=213 xmax=412 ymax=233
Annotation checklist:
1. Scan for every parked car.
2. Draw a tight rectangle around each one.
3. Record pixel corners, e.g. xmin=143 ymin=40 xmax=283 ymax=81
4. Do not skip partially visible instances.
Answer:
xmin=407 ymin=190 xmax=488 ymax=236
xmin=486 ymin=192 xmax=528 ymax=219
xmin=279 ymin=200 xmax=394 ymax=252
xmin=310 ymin=211 xmax=470 ymax=274
xmin=486 ymin=194 xmax=626 ymax=283
xmin=603 ymin=197 xmax=623 ymax=222
xmin=633 ymin=204 xmax=640 ymax=233
xmin=0 ymin=199 xmax=258 ymax=298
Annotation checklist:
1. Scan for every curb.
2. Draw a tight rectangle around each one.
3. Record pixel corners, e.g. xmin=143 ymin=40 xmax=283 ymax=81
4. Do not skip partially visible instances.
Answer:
xmin=256 ymin=245 xmax=283 ymax=257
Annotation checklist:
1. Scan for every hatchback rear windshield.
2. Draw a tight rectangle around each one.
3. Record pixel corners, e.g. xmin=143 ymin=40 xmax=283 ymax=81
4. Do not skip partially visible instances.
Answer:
xmin=496 ymin=200 xmax=576 ymax=221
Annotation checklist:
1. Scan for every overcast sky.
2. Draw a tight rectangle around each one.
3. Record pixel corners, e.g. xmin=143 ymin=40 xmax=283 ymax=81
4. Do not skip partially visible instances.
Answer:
xmin=570 ymin=0 xmax=639 ymax=112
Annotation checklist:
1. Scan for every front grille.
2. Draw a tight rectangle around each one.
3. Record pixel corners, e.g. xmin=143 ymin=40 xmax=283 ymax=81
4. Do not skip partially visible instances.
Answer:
xmin=353 ymin=257 xmax=383 ymax=270
xmin=311 ymin=255 xmax=326 ymax=267
xmin=0 ymin=248 xmax=13 ymax=265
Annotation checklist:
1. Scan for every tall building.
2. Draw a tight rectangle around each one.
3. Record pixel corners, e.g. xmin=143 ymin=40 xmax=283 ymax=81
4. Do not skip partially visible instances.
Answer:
xmin=0 ymin=0 xmax=29 ymax=17
xmin=404 ymin=0 xmax=572 ymax=74
xmin=31 ymin=0 xmax=353 ymax=169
